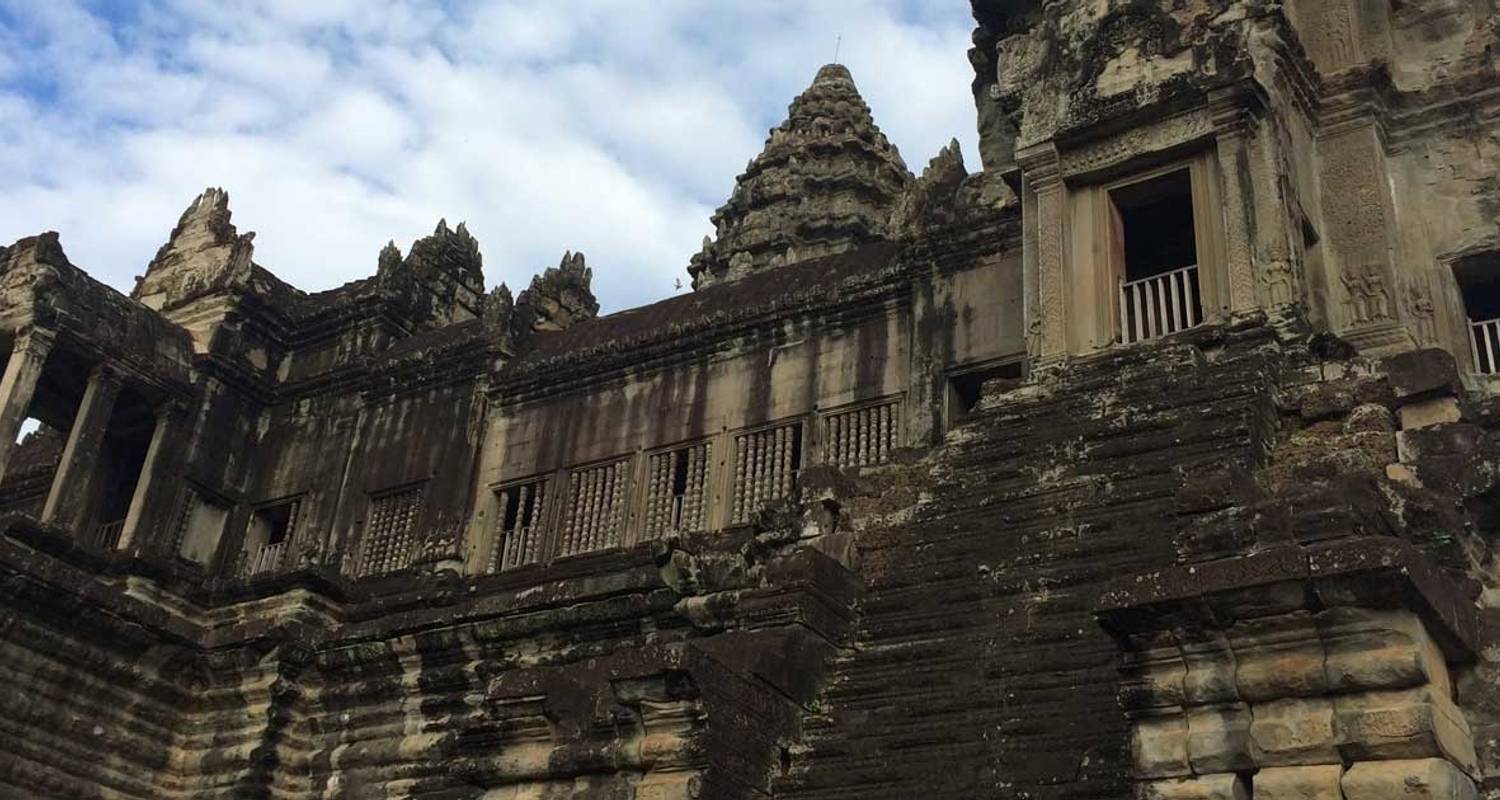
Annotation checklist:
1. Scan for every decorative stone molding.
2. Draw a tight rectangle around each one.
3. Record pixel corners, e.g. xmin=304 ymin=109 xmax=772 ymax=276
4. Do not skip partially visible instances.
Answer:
xmin=1058 ymin=109 xmax=1214 ymax=181
xmin=1017 ymin=143 xmax=1066 ymax=363
xmin=1100 ymin=538 xmax=1483 ymax=800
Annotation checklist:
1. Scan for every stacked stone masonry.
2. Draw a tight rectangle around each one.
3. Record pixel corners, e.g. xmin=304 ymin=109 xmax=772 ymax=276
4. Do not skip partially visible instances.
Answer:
xmin=2 ymin=1 xmax=1500 ymax=798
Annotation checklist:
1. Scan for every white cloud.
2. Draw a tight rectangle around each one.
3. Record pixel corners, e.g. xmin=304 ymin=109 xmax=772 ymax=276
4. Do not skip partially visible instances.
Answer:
xmin=0 ymin=0 xmax=979 ymax=313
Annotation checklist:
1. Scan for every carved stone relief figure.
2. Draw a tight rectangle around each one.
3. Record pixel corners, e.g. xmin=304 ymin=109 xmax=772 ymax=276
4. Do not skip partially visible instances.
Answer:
xmin=1340 ymin=264 xmax=1393 ymax=324
xmin=1260 ymin=260 xmax=1297 ymax=308
xmin=1405 ymin=276 xmax=1438 ymax=345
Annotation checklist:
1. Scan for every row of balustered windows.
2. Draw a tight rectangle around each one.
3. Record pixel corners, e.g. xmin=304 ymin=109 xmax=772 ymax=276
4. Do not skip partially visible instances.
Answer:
xmin=488 ymin=399 xmax=902 ymax=572
xmin=227 ymin=400 xmax=904 ymax=581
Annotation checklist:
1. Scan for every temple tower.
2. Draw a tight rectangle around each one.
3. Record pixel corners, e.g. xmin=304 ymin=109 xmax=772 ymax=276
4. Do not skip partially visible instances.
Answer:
xmin=689 ymin=63 xmax=913 ymax=289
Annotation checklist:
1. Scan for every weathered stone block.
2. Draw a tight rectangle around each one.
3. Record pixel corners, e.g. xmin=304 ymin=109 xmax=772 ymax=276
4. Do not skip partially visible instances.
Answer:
xmin=1299 ymin=384 xmax=1356 ymax=421
xmin=633 ymin=771 xmax=701 ymax=800
xmin=1132 ymin=715 xmax=1192 ymax=779
xmin=1343 ymin=403 xmax=1396 ymax=433
xmin=1186 ymin=704 xmax=1254 ymax=773
xmin=1136 ymin=773 xmax=1249 ymax=800
xmin=1341 ymin=758 xmax=1477 ymax=800
xmin=1249 ymin=697 xmax=1339 ymax=766
xmin=1120 ymin=635 xmax=1188 ymax=711
xmin=1317 ymin=607 xmax=1441 ymax=695
xmin=1253 ymin=764 xmax=1344 ymax=800
xmin=1399 ymin=397 xmax=1462 ymax=430
xmin=1181 ymin=636 xmax=1239 ymax=705
xmin=1383 ymin=349 xmax=1461 ymax=404
xmin=1395 ymin=423 xmax=1484 ymax=464
xmin=1229 ymin=613 xmax=1327 ymax=701
xmin=1334 ymin=688 xmax=1477 ymax=772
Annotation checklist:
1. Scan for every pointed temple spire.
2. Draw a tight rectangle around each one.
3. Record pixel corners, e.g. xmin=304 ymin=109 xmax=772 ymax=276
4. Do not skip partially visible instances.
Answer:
xmin=689 ymin=63 xmax=913 ymax=289
xmin=131 ymin=187 xmax=257 ymax=310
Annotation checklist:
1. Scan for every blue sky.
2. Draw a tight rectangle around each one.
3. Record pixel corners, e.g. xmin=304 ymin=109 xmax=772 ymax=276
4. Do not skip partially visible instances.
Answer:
xmin=0 ymin=0 xmax=979 ymax=312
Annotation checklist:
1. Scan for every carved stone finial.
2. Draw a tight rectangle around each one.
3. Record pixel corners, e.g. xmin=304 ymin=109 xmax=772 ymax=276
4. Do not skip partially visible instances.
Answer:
xmin=377 ymin=241 xmax=402 ymax=277
xmin=132 ymin=187 xmax=256 ymax=310
xmin=377 ymin=220 xmax=486 ymax=326
xmin=689 ymin=63 xmax=912 ymax=289
xmin=483 ymin=282 xmax=514 ymax=331
xmin=513 ymin=251 xmax=600 ymax=336
xmin=401 ymin=220 xmax=484 ymax=295
xmin=889 ymin=139 xmax=969 ymax=236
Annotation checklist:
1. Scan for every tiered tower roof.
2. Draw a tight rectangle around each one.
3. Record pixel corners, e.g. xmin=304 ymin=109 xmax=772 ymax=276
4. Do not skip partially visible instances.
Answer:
xmin=689 ymin=64 xmax=912 ymax=289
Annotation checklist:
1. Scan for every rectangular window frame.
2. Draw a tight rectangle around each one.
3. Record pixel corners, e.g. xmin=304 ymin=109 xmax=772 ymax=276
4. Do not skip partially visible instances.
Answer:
xmin=943 ymin=358 xmax=1025 ymax=430
xmin=554 ymin=456 xmax=634 ymax=560
xmin=728 ymin=418 xmax=807 ymax=525
xmin=1102 ymin=157 xmax=1223 ymax=344
xmin=488 ymin=473 xmax=555 ymax=572
xmin=357 ymin=481 xmax=427 ymax=578
xmin=641 ymin=438 xmax=715 ymax=539
xmin=1066 ymin=150 xmax=1227 ymax=353
xmin=241 ymin=494 xmax=303 ymax=577
xmin=817 ymin=395 xmax=904 ymax=469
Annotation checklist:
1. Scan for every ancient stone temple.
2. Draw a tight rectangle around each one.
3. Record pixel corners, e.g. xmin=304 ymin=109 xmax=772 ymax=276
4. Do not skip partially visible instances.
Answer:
xmin=2 ymin=1 xmax=1500 ymax=797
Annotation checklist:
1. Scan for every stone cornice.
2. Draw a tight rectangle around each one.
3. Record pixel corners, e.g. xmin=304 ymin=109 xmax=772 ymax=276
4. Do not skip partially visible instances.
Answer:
xmin=1316 ymin=62 xmax=1500 ymax=153
xmin=1095 ymin=536 xmax=1485 ymax=661
xmin=492 ymin=245 xmax=914 ymax=405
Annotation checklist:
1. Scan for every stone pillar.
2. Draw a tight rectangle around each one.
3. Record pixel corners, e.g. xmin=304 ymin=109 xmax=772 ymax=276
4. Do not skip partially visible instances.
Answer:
xmin=0 ymin=329 xmax=54 ymax=482
xmin=1017 ymin=143 xmax=1066 ymax=364
xmin=42 ymin=363 xmax=123 ymax=533
xmin=1208 ymin=89 xmax=1260 ymax=317
xmin=116 ymin=404 xmax=173 ymax=552
xmin=1317 ymin=120 xmax=1414 ymax=353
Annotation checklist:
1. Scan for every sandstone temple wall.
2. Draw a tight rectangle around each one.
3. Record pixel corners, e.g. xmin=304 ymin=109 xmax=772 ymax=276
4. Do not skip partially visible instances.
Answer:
xmin=1 ymin=0 xmax=1498 ymax=797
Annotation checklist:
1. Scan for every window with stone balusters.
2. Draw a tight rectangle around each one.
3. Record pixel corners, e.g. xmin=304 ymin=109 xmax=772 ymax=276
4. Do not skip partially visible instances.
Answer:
xmin=643 ymin=441 xmax=712 ymax=538
xmin=241 ymin=498 xmax=300 ymax=577
xmin=730 ymin=422 xmax=803 ymax=524
xmin=359 ymin=485 xmax=424 ymax=578
xmin=821 ymin=400 xmax=900 ymax=469
xmin=490 ymin=477 xmax=550 ymax=571
xmin=1112 ymin=168 xmax=1204 ymax=344
xmin=556 ymin=460 xmax=631 ymax=558
xmin=1454 ymin=252 xmax=1500 ymax=374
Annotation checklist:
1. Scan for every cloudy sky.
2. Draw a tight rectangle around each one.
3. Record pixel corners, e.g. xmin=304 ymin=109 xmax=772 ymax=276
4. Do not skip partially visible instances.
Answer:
xmin=0 ymin=1 xmax=979 ymax=313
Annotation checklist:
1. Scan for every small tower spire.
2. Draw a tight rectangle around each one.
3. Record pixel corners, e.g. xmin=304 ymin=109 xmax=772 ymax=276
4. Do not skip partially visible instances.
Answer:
xmin=688 ymin=63 xmax=912 ymax=290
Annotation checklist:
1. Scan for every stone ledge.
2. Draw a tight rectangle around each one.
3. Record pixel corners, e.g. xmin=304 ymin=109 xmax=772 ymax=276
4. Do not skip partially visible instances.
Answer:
xmin=1095 ymin=537 xmax=1483 ymax=662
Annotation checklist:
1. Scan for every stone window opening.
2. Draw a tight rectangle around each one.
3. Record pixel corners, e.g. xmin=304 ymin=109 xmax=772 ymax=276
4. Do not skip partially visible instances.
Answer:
xmin=644 ymin=441 xmax=711 ymax=538
xmin=358 ymin=484 xmax=425 ymax=578
xmin=88 ymin=386 xmax=155 ymax=551
xmin=1454 ymin=254 xmax=1500 ymax=374
xmin=1110 ymin=169 xmax=1204 ymax=343
xmin=821 ymin=399 xmax=902 ymax=469
xmin=556 ymin=459 xmax=630 ymax=558
xmin=491 ymin=476 xmax=550 ymax=571
xmin=945 ymin=361 xmax=1024 ymax=430
xmin=730 ymin=421 xmax=804 ymax=524
xmin=13 ymin=416 xmax=39 ymax=445
xmin=0 ymin=418 xmax=60 ymax=517
xmin=242 ymin=497 xmax=300 ymax=577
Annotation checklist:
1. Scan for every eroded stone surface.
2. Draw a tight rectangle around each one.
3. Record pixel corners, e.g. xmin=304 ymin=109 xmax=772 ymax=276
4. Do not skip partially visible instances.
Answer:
xmin=1 ymin=1 xmax=1500 ymax=798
